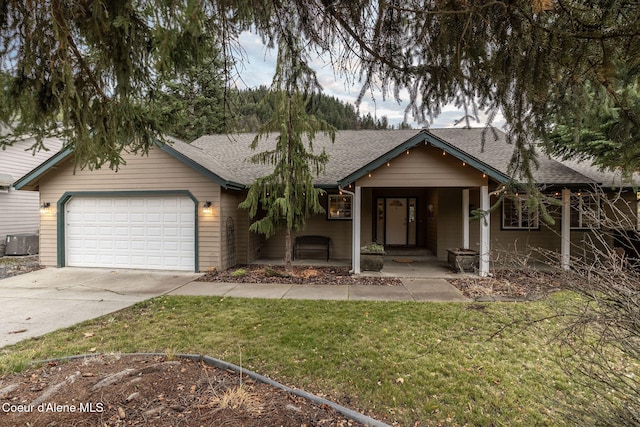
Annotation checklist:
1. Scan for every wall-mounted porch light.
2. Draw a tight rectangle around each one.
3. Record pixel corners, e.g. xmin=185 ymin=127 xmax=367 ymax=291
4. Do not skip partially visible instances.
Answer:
xmin=202 ymin=201 xmax=213 ymax=214
xmin=40 ymin=202 xmax=51 ymax=213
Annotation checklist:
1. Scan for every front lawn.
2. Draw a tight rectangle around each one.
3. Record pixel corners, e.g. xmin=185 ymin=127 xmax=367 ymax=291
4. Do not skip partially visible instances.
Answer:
xmin=1 ymin=293 xmax=589 ymax=426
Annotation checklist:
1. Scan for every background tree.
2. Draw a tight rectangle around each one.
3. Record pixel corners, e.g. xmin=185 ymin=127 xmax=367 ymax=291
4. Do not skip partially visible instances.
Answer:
xmin=150 ymin=54 xmax=227 ymax=141
xmin=545 ymin=69 xmax=640 ymax=174
xmin=238 ymin=31 xmax=335 ymax=272
xmin=0 ymin=0 xmax=219 ymax=169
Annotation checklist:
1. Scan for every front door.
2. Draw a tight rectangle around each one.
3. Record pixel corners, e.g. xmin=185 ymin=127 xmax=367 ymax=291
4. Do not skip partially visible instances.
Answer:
xmin=386 ymin=198 xmax=408 ymax=245
xmin=377 ymin=197 xmax=418 ymax=246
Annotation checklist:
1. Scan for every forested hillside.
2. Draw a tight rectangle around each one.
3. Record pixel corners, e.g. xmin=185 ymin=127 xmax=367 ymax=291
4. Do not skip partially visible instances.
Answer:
xmin=227 ymin=86 xmax=398 ymax=134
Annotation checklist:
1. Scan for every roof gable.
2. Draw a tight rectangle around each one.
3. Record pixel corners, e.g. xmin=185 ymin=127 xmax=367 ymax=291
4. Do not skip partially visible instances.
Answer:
xmin=14 ymin=138 xmax=246 ymax=191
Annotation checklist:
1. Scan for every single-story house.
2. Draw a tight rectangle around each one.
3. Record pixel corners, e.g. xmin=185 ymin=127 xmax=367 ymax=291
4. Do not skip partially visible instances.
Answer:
xmin=13 ymin=128 xmax=640 ymax=275
xmin=1 ymin=136 xmax=63 ymax=255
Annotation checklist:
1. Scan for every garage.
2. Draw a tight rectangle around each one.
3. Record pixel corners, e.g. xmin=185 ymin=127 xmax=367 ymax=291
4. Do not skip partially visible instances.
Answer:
xmin=65 ymin=195 xmax=196 ymax=271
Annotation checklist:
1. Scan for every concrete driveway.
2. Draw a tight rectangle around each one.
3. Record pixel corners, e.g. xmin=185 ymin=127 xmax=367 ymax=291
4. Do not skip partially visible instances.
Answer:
xmin=0 ymin=267 xmax=201 ymax=348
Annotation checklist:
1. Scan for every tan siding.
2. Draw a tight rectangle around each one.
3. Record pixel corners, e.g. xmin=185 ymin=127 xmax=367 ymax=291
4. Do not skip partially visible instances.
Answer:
xmin=261 ymin=213 xmax=353 ymax=260
xmin=360 ymin=188 xmax=373 ymax=245
xmin=219 ymin=190 xmax=249 ymax=269
xmin=38 ymin=147 xmax=224 ymax=271
xmin=357 ymin=145 xmax=486 ymax=188
xmin=426 ymin=190 xmax=438 ymax=254
xmin=436 ymin=189 xmax=463 ymax=260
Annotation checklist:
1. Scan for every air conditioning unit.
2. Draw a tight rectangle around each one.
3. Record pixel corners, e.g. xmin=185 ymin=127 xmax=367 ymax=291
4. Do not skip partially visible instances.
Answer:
xmin=4 ymin=234 xmax=39 ymax=256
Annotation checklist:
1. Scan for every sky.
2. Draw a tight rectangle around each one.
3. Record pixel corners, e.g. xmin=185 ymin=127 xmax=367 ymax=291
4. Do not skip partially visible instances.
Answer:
xmin=235 ymin=31 xmax=504 ymax=130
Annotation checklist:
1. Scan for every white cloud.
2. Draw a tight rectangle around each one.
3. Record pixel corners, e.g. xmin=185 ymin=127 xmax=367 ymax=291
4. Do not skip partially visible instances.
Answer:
xmin=234 ymin=31 xmax=506 ymax=129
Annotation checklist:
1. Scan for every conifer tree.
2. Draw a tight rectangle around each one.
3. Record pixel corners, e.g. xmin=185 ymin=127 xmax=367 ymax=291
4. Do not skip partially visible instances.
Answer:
xmin=1 ymin=1 xmax=639 ymax=176
xmin=239 ymin=31 xmax=335 ymax=272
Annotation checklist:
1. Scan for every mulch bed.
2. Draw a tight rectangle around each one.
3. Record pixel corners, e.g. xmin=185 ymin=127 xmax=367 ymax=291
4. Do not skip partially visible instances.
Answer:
xmin=197 ymin=264 xmax=403 ymax=286
xmin=0 ymin=354 xmax=370 ymax=426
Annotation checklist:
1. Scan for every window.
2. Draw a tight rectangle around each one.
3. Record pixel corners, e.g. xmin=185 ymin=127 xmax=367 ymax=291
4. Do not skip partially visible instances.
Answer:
xmin=502 ymin=195 xmax=539 ymax=230
xmin=328 ymin=194 xmax=352 ymax=219
xmin=571 ymin=192 xmax=600 ymax=229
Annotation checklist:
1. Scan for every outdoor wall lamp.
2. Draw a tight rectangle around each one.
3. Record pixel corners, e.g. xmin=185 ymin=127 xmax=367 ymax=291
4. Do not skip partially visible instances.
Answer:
xmin=40 ymin=202 xmax=51 ymax=213
xmin=202 ymin=201 xmax=213 ymax=214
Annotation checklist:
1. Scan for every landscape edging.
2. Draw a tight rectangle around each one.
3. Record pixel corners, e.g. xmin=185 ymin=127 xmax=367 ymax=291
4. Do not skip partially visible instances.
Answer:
xmin=34 ymin=352 xmax=392 ymax=427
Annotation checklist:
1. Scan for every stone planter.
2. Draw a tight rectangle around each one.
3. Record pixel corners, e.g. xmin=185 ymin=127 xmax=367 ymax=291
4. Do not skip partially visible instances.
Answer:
xmin=447 ymin=248 xmax=479 ymax=273
xmin=361 ymin=254 xmax=384 ymax=271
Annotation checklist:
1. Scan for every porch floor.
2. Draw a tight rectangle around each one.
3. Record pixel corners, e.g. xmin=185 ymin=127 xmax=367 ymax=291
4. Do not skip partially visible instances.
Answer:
xmin=251 ymin=248 xmax=474 ymax=279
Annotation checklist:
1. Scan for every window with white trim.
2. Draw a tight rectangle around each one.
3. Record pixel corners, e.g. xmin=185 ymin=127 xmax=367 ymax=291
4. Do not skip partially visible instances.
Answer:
xmin=571 ymin=192 xmax=600 ymax=229
xmin=328 ymin=194 xmax=352 ymax=219
xmin=502 ymin=195 xmax=539 ymax=230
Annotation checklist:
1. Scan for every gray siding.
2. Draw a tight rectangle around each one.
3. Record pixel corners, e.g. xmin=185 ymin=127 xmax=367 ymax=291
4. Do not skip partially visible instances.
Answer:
xmin=0 ymin=137 xmax=63 ymax=255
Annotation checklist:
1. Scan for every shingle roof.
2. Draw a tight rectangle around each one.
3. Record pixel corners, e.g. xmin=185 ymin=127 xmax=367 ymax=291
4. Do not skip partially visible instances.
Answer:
xmin=180 ymin=128 xmax=599 ymax=187
xmin=16 ymin=128 xmax=629 ymax=191
xmin=551 ymin=157 xmax=640 ymax=188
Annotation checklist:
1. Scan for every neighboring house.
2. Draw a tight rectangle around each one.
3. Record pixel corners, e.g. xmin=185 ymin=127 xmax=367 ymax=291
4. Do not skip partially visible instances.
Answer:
xmin=13 ymin=129 xmax=640 ymax=275
xmin=0 ymin=136 xmax=63 ymax=255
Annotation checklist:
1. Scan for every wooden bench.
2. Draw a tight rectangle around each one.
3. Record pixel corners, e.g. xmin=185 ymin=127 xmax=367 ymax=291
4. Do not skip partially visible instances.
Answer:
xmin=293 ymin=235 xmax=331 ymax=261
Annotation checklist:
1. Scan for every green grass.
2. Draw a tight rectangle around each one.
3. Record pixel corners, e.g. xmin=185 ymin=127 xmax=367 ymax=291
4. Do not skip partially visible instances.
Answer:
xmin=0 ymin=293 xmax=588 ymax=426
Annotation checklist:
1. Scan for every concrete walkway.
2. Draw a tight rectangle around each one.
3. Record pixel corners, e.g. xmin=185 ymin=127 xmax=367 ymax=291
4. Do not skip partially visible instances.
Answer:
xmin=169 ymin=278 xmax=470 ymax=302
xmin=1 ymin=267 xmax=469 ymax=348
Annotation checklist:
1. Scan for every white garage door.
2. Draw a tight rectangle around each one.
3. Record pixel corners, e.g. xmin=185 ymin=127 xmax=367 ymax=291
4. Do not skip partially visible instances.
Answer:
xmin=66 ymin=196 xmax=195 ymax=271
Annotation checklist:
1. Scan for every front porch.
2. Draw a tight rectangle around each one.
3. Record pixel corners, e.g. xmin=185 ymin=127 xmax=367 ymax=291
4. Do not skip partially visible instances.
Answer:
xmin=250 ymin=248 xmax=470 ymax=279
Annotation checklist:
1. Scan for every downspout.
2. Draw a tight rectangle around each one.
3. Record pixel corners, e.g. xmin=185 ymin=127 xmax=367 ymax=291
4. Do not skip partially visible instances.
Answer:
xmin=339 ymin=185 xmax=358 ymax=274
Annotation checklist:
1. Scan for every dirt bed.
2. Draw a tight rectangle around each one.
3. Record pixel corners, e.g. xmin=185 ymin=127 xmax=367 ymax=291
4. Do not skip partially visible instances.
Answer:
xmin=0 ymin=256 xmax=42 ymax=280
xmin=0 ymin=354 xmax=370 ymax=427
xmin=449 ymin=269 xmax=564 ymax=300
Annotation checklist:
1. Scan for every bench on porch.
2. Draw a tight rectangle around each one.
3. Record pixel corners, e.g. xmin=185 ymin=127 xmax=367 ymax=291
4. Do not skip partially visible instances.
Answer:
xmin=293 ymin=235 xmax=331 ymax=261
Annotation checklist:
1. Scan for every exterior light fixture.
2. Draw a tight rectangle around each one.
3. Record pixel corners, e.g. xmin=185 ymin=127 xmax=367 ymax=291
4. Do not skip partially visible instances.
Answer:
xmin=202 ymin=201 xmax=213 ymax=214
xmin=40 ymin=202 xmax=51 ymax=213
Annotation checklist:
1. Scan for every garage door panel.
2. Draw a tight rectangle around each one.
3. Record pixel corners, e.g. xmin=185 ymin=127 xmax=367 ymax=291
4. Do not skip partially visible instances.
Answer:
xmin=67 ymin=196 xmax=195 ymax=271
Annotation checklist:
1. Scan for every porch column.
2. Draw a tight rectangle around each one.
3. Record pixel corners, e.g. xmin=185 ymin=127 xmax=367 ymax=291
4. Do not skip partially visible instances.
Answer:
xmin=353 ymin=185 xmax=362 ymax=274
xmin=561 ymin=188 xmax=571 ymax=270
xmin=462 ymin=189 xmax=470 ymax=249
xmin=479 ymin=185 xmax=490 ymax=276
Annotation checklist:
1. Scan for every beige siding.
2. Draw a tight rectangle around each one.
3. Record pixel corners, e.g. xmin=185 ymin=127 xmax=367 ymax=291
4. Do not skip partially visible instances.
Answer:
xmin=426 ymin=190 xmax=438 ymax=254
xmin=219 ymin=190 xmax=251 ymax=269
xmin=360 ymin=188 xmax=373 ymax=245
xmin=436 ymin=189 xmax=463 ymax=259
xmin=261 ymin=197 xmax=353 ymax=261
xmin=437 ymin=189 xmax=571 ymax=262
xmin=37 ymin=147 xmax=223 ymax=271
xmin=357 ymin=144 xmax=486 ymax=188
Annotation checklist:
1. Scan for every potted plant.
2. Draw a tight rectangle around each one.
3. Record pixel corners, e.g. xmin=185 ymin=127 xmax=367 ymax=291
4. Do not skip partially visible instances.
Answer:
xmin=360 ymin=243 xmax=386 ymax=271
